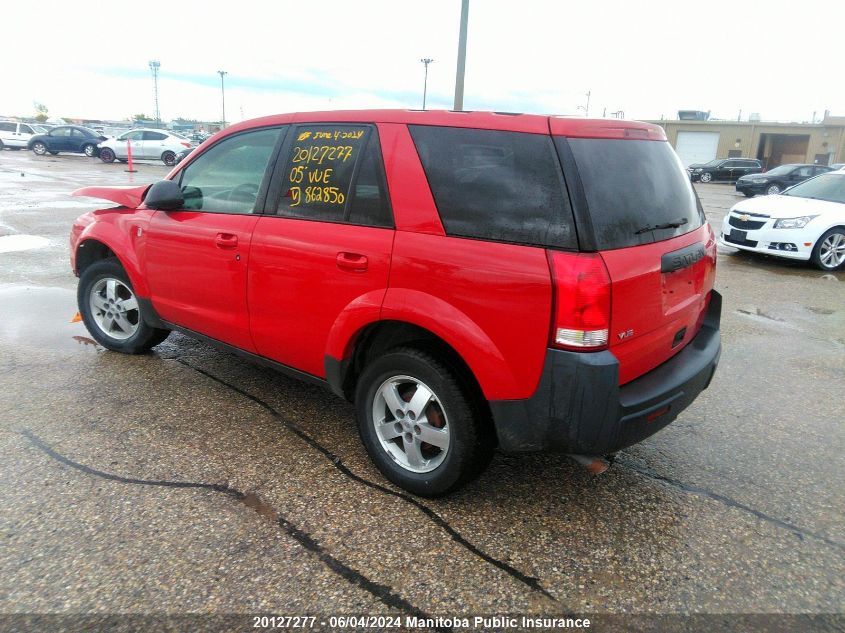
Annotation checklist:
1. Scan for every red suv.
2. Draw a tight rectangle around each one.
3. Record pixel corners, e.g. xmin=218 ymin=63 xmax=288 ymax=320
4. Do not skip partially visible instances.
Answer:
xmin=70 ymin=111 xmax=721 ymax=496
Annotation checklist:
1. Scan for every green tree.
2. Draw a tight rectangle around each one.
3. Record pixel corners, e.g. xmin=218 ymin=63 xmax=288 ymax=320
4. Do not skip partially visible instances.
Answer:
xmin=34 ymin=102 xmax=49 ymax=122
xmin=132 ymin=113 xmax=149 ymax=121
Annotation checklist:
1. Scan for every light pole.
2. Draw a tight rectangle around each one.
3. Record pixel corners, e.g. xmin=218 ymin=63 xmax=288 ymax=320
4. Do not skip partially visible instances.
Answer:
xmin=420 ymin=58 xmax=433 ymax=110
xmin=218 ymin=70 xmax=227 ymax=129
xmin=453 ymin=0 xmax=469 ymax=111
xmin=149 ymin=60 xmax=161 ymax=123
xmin=576 ymin=90 xmax=591 ymax=117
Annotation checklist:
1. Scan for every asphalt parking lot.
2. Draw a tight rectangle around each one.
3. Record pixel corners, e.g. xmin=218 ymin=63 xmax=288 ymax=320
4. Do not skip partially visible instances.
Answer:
xmin=1 ymin=151 xmax=843 ymax=630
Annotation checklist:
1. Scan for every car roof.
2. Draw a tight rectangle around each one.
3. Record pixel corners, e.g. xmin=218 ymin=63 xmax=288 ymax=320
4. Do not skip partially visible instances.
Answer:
xmin=216 ymin=109 xmax=667 ymax=141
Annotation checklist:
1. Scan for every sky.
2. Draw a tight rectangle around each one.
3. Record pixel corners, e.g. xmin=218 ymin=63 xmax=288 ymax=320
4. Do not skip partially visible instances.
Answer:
xmin=2 ymin=0 xmax=843 ymax=124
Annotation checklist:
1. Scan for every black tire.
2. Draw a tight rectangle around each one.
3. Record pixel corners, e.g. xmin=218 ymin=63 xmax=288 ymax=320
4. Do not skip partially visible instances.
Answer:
xmin=743 ymin=192 xmax=755 ymax=197
xmin=811 ymin=227 xmax=845 ymax=271
xmin=355 ymin=347 xmax=493 ymax=496
xmin=118 ymin=159 xmax=127 ymax=163
xmin=699 ymin=172 xmax=713 ymax=183
xmin=78 ymin=258 xmax=170 ymax=354
xmin=83 ymin=143 xmax=96 ymax=157
xmin=49 ymin=151 xmax=59 ymax=155
xmin=161 ymin=151 xmax=177 ymax=166
xmin=32 ymin=141 xmax=48 ymax=156
xmin=765 ymin=183 xmax=781 ymax=195
xmin=99 ymin=147 xmax=116 ymax=163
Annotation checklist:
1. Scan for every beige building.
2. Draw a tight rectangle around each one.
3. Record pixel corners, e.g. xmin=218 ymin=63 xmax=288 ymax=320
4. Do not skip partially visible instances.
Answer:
xmin=648 ymin=113 xmax=845 ymax=169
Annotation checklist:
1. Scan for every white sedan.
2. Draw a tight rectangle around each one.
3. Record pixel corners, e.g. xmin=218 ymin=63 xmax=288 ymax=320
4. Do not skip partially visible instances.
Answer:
xmin=719 ymin=169 xmax=845 ymax=270
xmin=98 ymin=129 xmax=193 ymax=166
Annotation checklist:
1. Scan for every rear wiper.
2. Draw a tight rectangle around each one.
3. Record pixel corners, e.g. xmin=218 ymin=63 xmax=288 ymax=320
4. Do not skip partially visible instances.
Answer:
xmin=634 ymin=218 xmax=688 ymax=235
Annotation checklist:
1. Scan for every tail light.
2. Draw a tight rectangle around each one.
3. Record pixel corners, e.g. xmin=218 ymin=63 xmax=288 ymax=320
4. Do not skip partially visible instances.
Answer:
xmin=180 ymin=142 xmax=192 ymax=148
xmin=547 ymin=251 xmax=611 ymax=351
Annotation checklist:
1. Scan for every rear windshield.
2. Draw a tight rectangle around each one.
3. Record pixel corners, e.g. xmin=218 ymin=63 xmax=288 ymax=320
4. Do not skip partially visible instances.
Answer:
xmin=562 ymin=138 xmax=703 ymax=250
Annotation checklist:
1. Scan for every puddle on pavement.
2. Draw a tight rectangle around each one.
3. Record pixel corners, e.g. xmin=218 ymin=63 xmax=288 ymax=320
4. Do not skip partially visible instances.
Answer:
xmin=0 ymin=235 xmax=50 ymax=253
xmin=0 ymin=285 xmax=102 ymax=351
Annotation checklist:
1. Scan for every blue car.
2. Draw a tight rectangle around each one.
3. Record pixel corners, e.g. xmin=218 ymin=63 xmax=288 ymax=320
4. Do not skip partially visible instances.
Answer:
xmin=28 ymin=125 xmax=107 ymax=157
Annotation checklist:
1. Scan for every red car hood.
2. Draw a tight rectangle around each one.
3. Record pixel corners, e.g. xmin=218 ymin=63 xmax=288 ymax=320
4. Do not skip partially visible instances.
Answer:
xmin=72 ymin=184 xmax=151 ymax=209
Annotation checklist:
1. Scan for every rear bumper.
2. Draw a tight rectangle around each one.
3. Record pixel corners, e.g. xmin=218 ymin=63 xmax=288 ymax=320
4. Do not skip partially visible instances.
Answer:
xmin=489 ymin=291 xmax=722 ymax=454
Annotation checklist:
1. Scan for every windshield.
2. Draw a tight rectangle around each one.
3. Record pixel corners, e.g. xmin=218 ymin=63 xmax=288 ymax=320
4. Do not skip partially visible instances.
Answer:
xmin=702 ymin=159 xmax=723 ymax=166
xmin=764 ymin=164 xmax=799 ymax=176
xmin=782 ymin=173 xmax=845 ymax=203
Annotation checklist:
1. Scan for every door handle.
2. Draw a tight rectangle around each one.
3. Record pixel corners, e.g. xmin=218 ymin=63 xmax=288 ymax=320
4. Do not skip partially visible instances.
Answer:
xmin=336 ymin=252 xmax=368 ymax=272
xmin=215 ymin=233 xmax=238 ymax=249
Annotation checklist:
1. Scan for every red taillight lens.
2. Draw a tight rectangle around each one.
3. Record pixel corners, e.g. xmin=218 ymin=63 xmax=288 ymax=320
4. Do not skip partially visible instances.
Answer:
xmin=181 ymin=141 xmax=192 ymax=148
xmin=547 ymin=251 xmax=611 ymax=350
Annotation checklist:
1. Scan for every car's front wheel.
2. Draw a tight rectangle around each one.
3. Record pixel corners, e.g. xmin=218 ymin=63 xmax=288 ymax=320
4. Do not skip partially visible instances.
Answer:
xmin=78 ymin=258 xmax=170 ymax=353
xmin=699 ymin=172 xmax=712 ymax=183
xmin=812 ymin=228 xmax=845 ymax=271
xmin=32 ymin=142 xmax=48 ymax=156
xmin=355 ymin=347 xmax=493 ymax=496
xmin=99 ymin=147 xmax=116 ymax=163
xmin=161 ymin=151 xmax=177 ymax=166
xmin=743 ymin=191 xmax=755 ymax=198
xmin=82 ymin=143 xmax=97 ymax=157
xmin=765 ymin=183 xmax=781 ymax=195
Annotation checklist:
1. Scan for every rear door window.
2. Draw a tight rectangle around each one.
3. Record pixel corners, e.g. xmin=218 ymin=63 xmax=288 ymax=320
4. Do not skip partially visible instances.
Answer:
xmin=275 ymin=124 xmax=392 ymax=227
xmin=559 ymin=138 xmax=703 ymax=250
xmin=409 ymin=125 xmax=576 ymax=249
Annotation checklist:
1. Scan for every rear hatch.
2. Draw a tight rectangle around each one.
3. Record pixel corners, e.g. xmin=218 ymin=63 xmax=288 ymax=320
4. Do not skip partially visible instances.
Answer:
xmin=551 ymin=120 xmax=716 ymax=385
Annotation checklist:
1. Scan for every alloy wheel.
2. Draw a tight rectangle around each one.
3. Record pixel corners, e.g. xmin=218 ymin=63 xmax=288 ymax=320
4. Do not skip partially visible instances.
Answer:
xmin=819 ymin=232 xmax=845 ymax=269
xmin=89 ymin=277 xmax=141 ymax=341
xmin=371 ymin=375 xmax=450 ymax=473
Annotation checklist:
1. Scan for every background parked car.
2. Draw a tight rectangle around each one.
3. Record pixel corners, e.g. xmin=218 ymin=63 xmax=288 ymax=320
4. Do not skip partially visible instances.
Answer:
xmin=27 ymin=126 xmax=106 ymax=157
xmin=689 ymin=158 xmax=762 ymax=182
xmin=98 ymin=129 xmax=193 ymax=166
xmin=830 ymin=163 xmax=845 ymax=171
xmin=0 ymin=121 xmax=42 ymax=150
xmin=721 ymin=170 xmax=845 ymax=270
xmin=735 ymin=164 xmax=833 ymax=196
xmin=173 ymin=145 xmax=196 ymax=165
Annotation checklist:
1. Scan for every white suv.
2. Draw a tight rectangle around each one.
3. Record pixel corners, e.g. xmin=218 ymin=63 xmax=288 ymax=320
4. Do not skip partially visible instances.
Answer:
xmin=97 ymin=129 xmax=193 ymax=166
xmin=0 ymin=121 xmax=45 ymax=150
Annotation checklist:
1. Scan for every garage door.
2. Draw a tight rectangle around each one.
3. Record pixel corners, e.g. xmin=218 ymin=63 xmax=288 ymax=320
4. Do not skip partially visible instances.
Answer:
xmin=675 ymin=131 xmax=720 ymax=167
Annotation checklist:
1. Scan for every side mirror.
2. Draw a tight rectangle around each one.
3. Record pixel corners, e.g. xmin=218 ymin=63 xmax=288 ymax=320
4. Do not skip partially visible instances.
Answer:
xmin=144 ymin=180 xmax=184 ymax=211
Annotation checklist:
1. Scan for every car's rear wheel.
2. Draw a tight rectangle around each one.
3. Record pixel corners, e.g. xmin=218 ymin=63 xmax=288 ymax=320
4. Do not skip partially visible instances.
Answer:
xmin=743 ymin=191 xmax=755 ymax=197
xmin=355 ymin=347 xmax=493 ymax=496
xmin=32 ymin=142 xmax=47 ymax=156
xmin=78 ymin=259 xmax=170 ymax=353
xmin=99 ymin=147 xmax=116 ymax=163
xmin=699 ymin=172 xmax=713 ymax=183
xmin=161 ymin=151 xmax=177 ymax=166
xmin=811 ymin=228 xmax=845 ymax=271
xmin=765 ymin=183 xmax=781 ymax=195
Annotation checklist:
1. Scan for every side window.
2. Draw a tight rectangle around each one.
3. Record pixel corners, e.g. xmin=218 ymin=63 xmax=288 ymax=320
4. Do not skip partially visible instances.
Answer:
xmin=52 ymin=127 xmax=71 ymax=137
xmin=143 ymin=131 xmax=167 ymax=141
xmin=347 ymin=134 xmax=392 ymax=227
xmin=276 ymin=125 xmax=371 ymax=223
xmin=177 ymin=126 xmax=282 ymax=214
xmin=409 ymin=125 xmax=576 ymax=248
xmin=120 ymin=131 xmax=143 ymax=141
xmin=20 ymin=125 xmax=34 ymax=134
xmin=71 ymin=129 xmax=85 ymax=138
xmin=0 ymin=122 xmax=15 ymax=132
xmin=794 ymin=166 xmax=813 ymax=177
